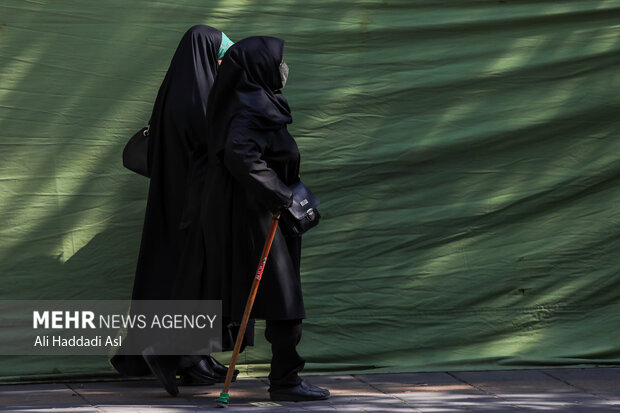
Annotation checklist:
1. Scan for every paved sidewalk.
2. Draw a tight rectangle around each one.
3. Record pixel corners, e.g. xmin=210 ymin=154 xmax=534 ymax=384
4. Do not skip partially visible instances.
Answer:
xmin=1 ymin=368 xmax=619 ymax=412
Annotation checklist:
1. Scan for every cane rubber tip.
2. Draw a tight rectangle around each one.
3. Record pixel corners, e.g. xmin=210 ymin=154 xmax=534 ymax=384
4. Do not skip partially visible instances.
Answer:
xmin=216 ymin=392 xmax=229 ymax=408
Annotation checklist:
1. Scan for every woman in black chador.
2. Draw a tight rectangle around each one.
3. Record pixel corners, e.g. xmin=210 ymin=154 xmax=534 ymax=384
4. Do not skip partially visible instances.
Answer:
xmin=110 ymin=25 xmax=235 ymax=388
xmin=177 ymin=36 xmax=330 ymax=401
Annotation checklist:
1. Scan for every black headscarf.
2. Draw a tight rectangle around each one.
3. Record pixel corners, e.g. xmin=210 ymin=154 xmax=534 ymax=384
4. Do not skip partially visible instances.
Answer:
xmin=148 ymin=25 xmax=221 ymax=169
xmin=206 ymin=36 xmax=292 ymax=159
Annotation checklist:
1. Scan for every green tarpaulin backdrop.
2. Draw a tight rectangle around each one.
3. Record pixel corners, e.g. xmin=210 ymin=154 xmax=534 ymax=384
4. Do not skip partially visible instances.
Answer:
xmin=1 ymin=0 xmax=619 ymax=382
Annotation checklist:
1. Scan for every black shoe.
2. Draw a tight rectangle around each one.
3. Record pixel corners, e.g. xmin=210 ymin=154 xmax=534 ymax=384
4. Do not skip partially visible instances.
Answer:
xmin=269 ymin=379 xmax=330 ymax=402
xmin=178 ymin=356 xmax=218 ymax=386
xmin=206 ymin=356 xmax=239 ymax=383
xmin=142 ymin=346 xmax=179 ymax=397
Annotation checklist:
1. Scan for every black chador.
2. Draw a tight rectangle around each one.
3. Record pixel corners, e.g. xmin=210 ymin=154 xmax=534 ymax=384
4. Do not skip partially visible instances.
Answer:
xmin=175 ymin=36 xmax=313 ymax=394
xmin=111 ymin=25 xmax=224 ymax=377
xmin=175 ymin=36 xmax=305 ymax=323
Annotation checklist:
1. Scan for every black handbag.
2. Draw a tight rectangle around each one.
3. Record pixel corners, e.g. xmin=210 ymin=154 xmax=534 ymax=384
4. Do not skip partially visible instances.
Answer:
xmin=280 ymin=181 xmax=321 ymax=236
xmin=122 ymin=125 xmax=150 ymax=177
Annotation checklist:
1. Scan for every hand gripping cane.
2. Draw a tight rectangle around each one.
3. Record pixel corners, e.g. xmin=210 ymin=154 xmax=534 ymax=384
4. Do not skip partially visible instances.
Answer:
xmin=216 ymin=213 xmax=280 ymax=408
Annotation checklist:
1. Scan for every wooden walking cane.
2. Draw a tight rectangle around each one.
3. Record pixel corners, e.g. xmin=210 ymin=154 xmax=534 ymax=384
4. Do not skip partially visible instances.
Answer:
xmin=216 ymin=213 xmax=281 ymax=408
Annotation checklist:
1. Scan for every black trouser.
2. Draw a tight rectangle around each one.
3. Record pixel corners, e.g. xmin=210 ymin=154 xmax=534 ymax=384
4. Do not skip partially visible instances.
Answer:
xmin=265 ymin=319 xmax=305 ymax=389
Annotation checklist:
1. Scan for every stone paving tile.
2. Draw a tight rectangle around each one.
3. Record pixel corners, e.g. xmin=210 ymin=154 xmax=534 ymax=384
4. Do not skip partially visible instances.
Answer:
xmin=2 ymin=370 xmax=620 ymax=412
xmin=0 ymin=383 xmax=94 ymax=412
xmin=68 ymin=379 xmax=190 ymax=401
xmin=498 ymin=391 xmax=603 ymax=408
xmin=416 ymin=403 xmax=517 ymax=413
xmin=99 ymin=408 xmax=199 ymax=413
xmin=396 ymin=392 xmax=511 ymax=412
xmin=356 ymin=372 xmax=500 ymax=412
xmin=400 ymin=390 xmax=620 ymax=412
xmin=294 ymin=403 xmax=339 ymax=411
xmin=543 ymin=367 xmax=620 ymax=394
xmin=67 ymin=379 xmax=271 ymax=412
xmin=199 ymin=401 xmax=336 ymax=413
xmin=323 ymin=396 xmax=416 ymax=412
xmin=3 ymin=408 xmax=99 ymax=413
xmin=450 ymin=370 xmax=614 ymax=411
xmin=358 ymin=372 xmax=482 ymax=397
xmin=451 ymin=370 xmax=577 ymax=393
xmin=65 ymin=379 xmax=207 ymax=412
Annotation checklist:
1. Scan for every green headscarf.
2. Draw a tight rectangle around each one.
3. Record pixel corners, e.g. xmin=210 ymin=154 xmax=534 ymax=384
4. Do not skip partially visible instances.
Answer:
xmin=218 ymin=33 xmax=234 ymax=59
